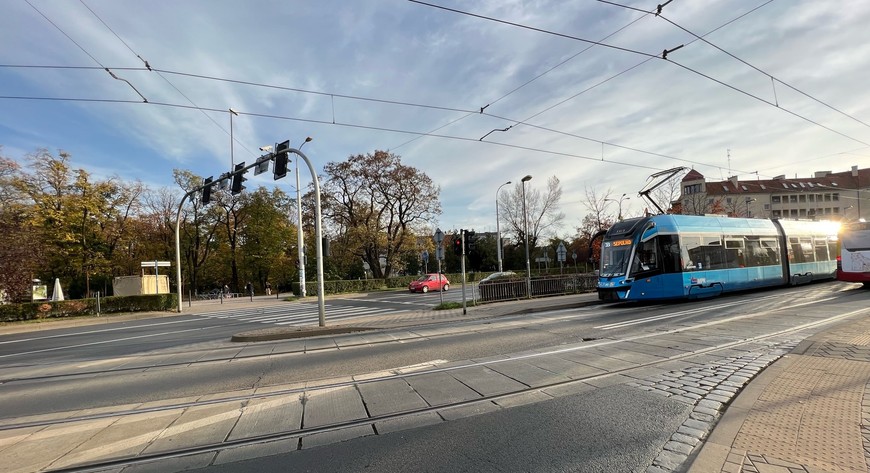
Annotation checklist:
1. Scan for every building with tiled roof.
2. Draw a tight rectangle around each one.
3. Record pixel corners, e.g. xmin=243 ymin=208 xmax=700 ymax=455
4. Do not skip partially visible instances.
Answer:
xmin=678 ymin=166 xmax=868 ymax=221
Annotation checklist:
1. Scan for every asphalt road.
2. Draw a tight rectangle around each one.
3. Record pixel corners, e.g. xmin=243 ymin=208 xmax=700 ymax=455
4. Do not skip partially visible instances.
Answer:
xmin=191 ymin=385 xmax=692 ymax=473
xmin=1 ymin=282 xmax=866 ymax=472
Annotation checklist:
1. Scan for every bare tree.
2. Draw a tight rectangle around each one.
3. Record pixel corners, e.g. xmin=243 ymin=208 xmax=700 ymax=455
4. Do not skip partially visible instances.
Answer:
xmin=321 ymin=150 xmax=441 ymax=280
xmin=500 ymin=176 xmax=564 ymax=249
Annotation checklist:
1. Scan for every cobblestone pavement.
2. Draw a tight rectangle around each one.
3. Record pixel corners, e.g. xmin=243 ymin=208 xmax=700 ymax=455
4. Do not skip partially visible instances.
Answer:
xmin=689 ymin=316 xmax=870 ymax=473
xmin=626 ymin=340 xmax=800 ymax=473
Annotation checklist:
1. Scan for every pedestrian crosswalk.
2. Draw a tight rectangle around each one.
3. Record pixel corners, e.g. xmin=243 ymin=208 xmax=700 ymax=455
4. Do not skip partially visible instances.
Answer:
xmin=196 ymin=302 xmax=407 ymax=326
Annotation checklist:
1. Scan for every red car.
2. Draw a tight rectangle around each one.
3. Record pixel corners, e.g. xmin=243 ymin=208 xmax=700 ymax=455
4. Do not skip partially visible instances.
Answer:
xmin=408 ymin=273 xmax=450 ymax=293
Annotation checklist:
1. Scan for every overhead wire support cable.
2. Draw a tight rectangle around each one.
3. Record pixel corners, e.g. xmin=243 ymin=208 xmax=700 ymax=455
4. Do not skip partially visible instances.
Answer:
xmin=26 ymin=0 xmax=148 ymax=103
xmin=599 ymin=0 xmax=870 ymax=132
xmin=406 ymin=0 xmax=658 ymax=59
xmin=422 ymin=0 xmax=870 ymax=148
xmin=78 ymin=0 xmax=258 ymax=158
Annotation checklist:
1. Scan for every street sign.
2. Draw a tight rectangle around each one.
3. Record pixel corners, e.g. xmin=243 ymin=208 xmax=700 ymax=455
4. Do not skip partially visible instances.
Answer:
xmin=557 ymin=242 xmax=567 ymax=262
xmin=434 ymin=228 xmax=445 ymax=261
xmin=421 ymin=250 xmax=429 ymax=263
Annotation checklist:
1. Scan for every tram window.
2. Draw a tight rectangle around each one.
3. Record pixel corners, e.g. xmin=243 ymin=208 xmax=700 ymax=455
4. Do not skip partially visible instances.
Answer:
xmin=657 ymin=235 xmax=681 ymax=274
xmin=814 ymin=238 xmax=829 ymax=261
xmin=687 ymin=236 xmax=726 ymax=270
xmin=761 ymin=239 xmax=781 ymax=265
xmin=800 ymin=237 xmax=814 ymax=262
xmin=681 ymin=236 xmax=701 ymax=271
xmin=631 ymin=238 xmax=659 ymax=274
xmin=788 ymin=237 xmax=799 ymax=262
xmin=744 ymin=237 xmax=764 ymax=267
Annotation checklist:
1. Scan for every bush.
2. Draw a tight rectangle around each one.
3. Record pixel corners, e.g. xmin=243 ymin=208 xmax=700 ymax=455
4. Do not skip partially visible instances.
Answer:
xmin=0 ymin=294 xmax=178 ymax=323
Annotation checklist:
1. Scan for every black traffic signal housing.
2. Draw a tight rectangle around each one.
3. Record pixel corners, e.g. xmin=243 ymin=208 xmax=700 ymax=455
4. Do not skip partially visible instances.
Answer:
xmin=231 ymin=162 xmax=246 ymax=195
xmin=465 ymin=230 xmax=476 ymax=253
xmin=452 ymin=234 xmax=463 ymax=255
xmin=201 ymin=176 xmax=213 ymax=205
xmin=273 ymin=140 xmax=290 ymax=180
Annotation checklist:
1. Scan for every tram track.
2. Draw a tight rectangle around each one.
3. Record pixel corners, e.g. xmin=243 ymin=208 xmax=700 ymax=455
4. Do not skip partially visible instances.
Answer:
xmin=0 ymin=290 xmax=806 ymax=387
xmin=11 ymin=299 xmax=867 ymax=472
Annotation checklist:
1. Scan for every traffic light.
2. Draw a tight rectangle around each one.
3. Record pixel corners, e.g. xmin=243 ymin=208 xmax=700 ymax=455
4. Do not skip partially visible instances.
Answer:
xmin=273 ymin=140 xmax=290 ymax=180
xmin=453 ymin=235 xmax=463 ymax=255
xmin=465 ymin=230 xmax=476 ymax=252
xmin=201 ymin=176 xmax=213 ymax=204
xmin=231 ymin=162 xmax=246 ymax=195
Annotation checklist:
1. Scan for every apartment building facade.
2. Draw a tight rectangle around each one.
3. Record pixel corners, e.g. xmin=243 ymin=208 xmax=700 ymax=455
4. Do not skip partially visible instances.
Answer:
xmin=678 ymin=166 xmax=868 ymax=221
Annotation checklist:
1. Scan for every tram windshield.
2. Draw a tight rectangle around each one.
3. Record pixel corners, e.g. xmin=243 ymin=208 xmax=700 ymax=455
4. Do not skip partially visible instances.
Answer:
xmin=600 ymin=239 xmax=633 ymax=277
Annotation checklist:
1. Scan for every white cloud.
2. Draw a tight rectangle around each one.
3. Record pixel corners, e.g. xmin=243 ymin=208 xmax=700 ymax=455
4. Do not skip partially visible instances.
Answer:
xmin=1 ymin=0 xmax=868 ymax=237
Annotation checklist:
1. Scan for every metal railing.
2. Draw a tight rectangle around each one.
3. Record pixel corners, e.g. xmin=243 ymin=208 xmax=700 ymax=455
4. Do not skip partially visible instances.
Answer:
xmin=476 ymin=274 xmax=598 ymax=303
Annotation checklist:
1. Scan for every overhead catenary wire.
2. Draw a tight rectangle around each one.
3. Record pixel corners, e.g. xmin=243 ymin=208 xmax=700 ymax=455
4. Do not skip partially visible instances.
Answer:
xmin=79 ymin=0 xmax=259 ymax=159
xmin=24 ymin=0 xmax=147 ymax=103
xmin=4 ymin=2 xmax=862 ymax=189
xmin=599 ymin=0 xmax=870 ymax=131
xmin=409 ymin=0 xmax=870 ymax=149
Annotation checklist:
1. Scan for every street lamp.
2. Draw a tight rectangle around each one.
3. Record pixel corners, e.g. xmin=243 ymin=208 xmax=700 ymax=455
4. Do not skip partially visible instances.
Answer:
xmin=229 ymin=108 xmax=239 ymax=168
xmin=521 ymin=175 xmax=532 ymax=298
xmin=296 ymin=136 xmax=312 ymax=297
xmin=495 ymin=180 xmax=511 ymax=273
xmin=605 ymin=193 xmax=630 ymax=221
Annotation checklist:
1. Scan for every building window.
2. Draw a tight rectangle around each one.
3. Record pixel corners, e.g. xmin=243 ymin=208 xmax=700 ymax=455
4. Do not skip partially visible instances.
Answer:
xmin=824 ymin=194 xmax=831 ymax=202
xmin=833 ymin=193 xmax=839 ymax=201
xmin=772 ymin=196 xmax=781 ymax=204
xmin=789 ymin=195 xmax=798 ymax=203
xmin=764 ymin=204 xmax=770 ymax=210
xmin=683 ymin=184 xmax=701 ymax=195
xmin=790 ymin=209 xmax=798 ymax=217
xmin=772 ymin=210 xmax=782 ymax=218
xmin=799 ymin=195 xmax=806 ymax=202
xmin=808 ymin=194 xmax=815 ymax=202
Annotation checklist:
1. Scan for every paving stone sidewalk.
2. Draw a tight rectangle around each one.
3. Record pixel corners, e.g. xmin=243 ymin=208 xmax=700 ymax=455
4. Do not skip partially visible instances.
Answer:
xmin=688 ymin=316 xmax=870 ymax=473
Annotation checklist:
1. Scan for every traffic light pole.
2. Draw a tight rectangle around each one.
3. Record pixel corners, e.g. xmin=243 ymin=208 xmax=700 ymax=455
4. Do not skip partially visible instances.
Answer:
xmin=290 ymin=148 xmax=326 ymax=326
xmin=173 ymin=147 xmax=326 ymax=327
xmin=460 ymin=229 xmax=467 ymax=315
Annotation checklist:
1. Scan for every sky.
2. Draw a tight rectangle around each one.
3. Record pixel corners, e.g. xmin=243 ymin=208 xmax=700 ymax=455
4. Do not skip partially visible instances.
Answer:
xmin=2 ymin=0 xmax=869 ymax=237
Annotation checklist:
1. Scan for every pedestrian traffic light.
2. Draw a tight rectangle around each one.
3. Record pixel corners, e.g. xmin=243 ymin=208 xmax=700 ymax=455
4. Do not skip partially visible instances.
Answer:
xmin=453 ymin=234 xmax=462 ymax=255
xmin=231 ymin=162 xmax=246 ymax=195
xmin=273 ymin=140 xmax=290 ymax=180
xmin=201 ymin=176 xmax=213 ymax=204
xmin=465 ymin=230 xmax=476 ymax=252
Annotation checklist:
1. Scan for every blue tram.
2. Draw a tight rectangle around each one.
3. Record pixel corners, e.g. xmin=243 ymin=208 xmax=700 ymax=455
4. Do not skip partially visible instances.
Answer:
xmin=597 ymin=215 xmax=838 ymax=301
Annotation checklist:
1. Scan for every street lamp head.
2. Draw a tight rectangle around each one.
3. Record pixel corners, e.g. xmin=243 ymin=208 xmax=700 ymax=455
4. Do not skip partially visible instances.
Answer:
xmin=521 ymin=175 xmax=532 ymax=182
xmin=259 ymin=145 xmax=273 ymax=152
xmin=304 ymin=136 xmax=313 ymax=143
xmin=229 ymin=108 xmax=239 ymax=116
xmin=505 ymin=180 xmax=512 ymax=185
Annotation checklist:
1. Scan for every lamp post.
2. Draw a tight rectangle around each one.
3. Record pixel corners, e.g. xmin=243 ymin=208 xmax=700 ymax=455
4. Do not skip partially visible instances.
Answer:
xmin=605 ymin=193 xmax=629 ymax=221
xmin=495 ymin=180 xmax=511 ymax=273
xmin=229 ymin=108 xmax=239 ymax=168
xmin=521 ymin=175 xmax=532 ymax=298
xmin=296 ymin=136 xmax=312 ymax=297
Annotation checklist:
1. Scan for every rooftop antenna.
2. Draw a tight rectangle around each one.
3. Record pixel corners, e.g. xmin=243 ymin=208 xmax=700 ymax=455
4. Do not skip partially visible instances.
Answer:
xmin=727 ymin=149 xmax=731 ymax=177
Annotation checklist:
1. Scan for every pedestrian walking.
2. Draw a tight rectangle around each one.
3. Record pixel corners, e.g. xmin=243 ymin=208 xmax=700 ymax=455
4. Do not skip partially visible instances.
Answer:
xmin=246 ymin=281 xmax=253 ymax=297
xmin=265 ymin=281 xmax=272 ymax=295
